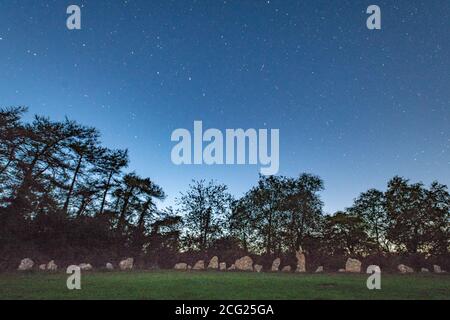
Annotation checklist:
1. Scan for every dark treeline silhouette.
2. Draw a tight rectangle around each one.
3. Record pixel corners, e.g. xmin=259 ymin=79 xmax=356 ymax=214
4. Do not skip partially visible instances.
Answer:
xmin=0 ymin=107 xmax=449 ymax=271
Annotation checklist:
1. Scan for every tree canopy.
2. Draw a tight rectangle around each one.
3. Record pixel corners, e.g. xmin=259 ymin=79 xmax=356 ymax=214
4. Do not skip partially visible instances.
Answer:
xmin=0 ymin=107 xmax=448 ymax=270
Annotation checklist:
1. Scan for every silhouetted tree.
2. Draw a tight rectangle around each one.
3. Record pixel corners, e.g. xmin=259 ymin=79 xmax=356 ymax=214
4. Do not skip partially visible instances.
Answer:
xmin=62 ymin=126 xmax=101 ymax=213
xmin=0 ymin=106 xmax=448 ymax=270
xmin=349 ymin=189 xmax=389 ymax=252
xmin=228 ymin=198 xmax=255 ymax=252
xmin=323 ymin=211 xmax=371 ymax=256
xmin=177 ymin=180 xmax=232 ymax=252
xmin=96 ymin=149 xmax=128 ymax=215
xmin=386 ymin=176 xmax=449 ymax=254
xmin=280 ymin=174 xmax=324 ymax=253
xmin=115 ymin=173 xmax=165 ymax=230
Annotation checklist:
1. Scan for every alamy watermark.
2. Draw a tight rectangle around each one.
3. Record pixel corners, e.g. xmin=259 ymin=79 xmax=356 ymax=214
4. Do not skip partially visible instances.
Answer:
xmin=171 ymin=121 xmax=279 ymax=175
xmin=366 ymin=265 xmax=381 ymax=290
xmin=367 ymin=5 xmax=381 ymax=30
xmin=66 ymin=265 xmax=81 ymax=290
xmin=65 ymin=4 xmax=380 ymax=31
xmin=66 ymin=5 xmax=81 ymax=30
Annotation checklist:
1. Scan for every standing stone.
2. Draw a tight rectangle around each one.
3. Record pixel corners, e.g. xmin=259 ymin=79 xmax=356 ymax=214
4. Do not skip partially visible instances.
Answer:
xmin=187 ymin=265 xmax=192 ymax=270
xmin=295 ymin=249 xmax=306 ymax=272
xmin=271 ymin=258 xmax=281 ymax=272
xmin=39 ymin=264 xmax=47 ymax=271
xmin=345 ymin=258 xmax=362 ymax=273
xmin=207 ymin=256 xmax=219 ymax=269
xmin=18 ymin=258 xmax=34 ymax=271
xmin=421 ymin=268 xmax=429 ymax=273
xmin=433 ymin=265 xmax=442 ymax=273
xmin=174 ymin=263 xmax=188 ymax=270
xmin=106 ymin=263 xmax=114 ymax=270
xmin=219 ymin=262 xmax=227 ymax=271
xmin=254 ymin=264 xmax=263 ymax=273
xmin=281 ymin=266 xmax=292 ymax=272
xmin=235 ymin=256 xmax=253 ymax=271
xmin=193 ymin=260 xmax=205 ymax=270
xmin=79 ymin=263 xmax=93 ymax=271
xmin=119 ymin=258 xmax=134 ymax=270
xmin=228 ymin=264 xmax=236 ymax=271
xmin=397 ymin=264 xmax=414 ymax=273
xmin=47 ymin=260 xmax=58 ymax=271
xmin=315 ymin=266 xmax=324 ymax=273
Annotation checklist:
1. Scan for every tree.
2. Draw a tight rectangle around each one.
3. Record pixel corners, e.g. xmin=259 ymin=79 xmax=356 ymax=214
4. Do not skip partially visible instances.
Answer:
xmin=177 ymin=180 xmax=232 ymax=251
xmin=136 ymin=179 xmax=165 ymax=229
xmin=235 ymin=174 xmax=324 ymax=255
xmin=322 ymin=211 xmax=371 ymax=256
xmin=146 ymin=208 xmax=183 ymax=267
xmin=96 ymin=149 xmax=128 ymax=215
xmin=350 ymin=189 xmax=389 ymax=252
xmin=9 ymin=116 xmax=96 ymax=215
xmin=385 ymin=176 xmax=434 ymax=253
xmin=228 ymin=198 xmax=255 ymax=252
xmin=0 ymin=107 xmax=168 ymax=266
xmin=426 ymin=182 xmax=450 ymax=255
xmin=62 ymin=126 xmax=101 ymax=213
xmin=115 ymin=173 xmax=165 ymax=230
xmin=240 ymin=175 xmax=287 ymax=254
xmin=280 ymin=174 xmax=324 ymax=253
xmin=0 ymin=107 xmax=27 ymax=179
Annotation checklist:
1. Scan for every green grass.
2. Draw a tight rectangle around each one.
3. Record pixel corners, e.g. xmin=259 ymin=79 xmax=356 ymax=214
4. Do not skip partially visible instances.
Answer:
xmin=0 ymin=271 xmax=449 ymax=300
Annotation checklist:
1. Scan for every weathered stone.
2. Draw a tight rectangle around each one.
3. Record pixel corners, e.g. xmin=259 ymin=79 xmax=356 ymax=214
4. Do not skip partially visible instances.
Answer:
xmin=119 ymin=258 xmax=134 ymax=270
xmin=106 ymin=263 xmax=114 ymax=270
xmin=228 ymin=264 xmax=236 ymax=271
xmin=47 ymin=260 xmax=58 ymax=271
xmin=235 ymin=256 xmax=253 ymax=271
xmin=174 ymin=262 xmax=188 ymax=270
xmin=18 ymin=258 xmax=34 ymax=271
xmin=39 ymin=264 xmax=47 ymax=271
xmin=187 ymin=265 xmax=192 ymax=270
xmin=193 ymin=260 xmax=205 ymax=270
xmin=398 ymin=264 xmax=414 ymax=273
xmin=219 ymin=262 xmax=227 ymax=271
xmin=254 ymin=264 xmax=263 ymax=272
xmin=295 ymin=249 xmax=306 ymax=272
xmin=338 ymin=268 xmax=346 ymax=272
xmin=315 ymin=266 xmax=324 ymax=273
xmin=271 ymin=258 xmax=281 ymax=271
xmin=433 ymin=265 xmax=442 ymax=273
xmin=79 ymin=263 xmax=93 ymax=271
xmin=421 ymin=268 xmax=429 ymax=273
xmin=207 ymin=256 xmax=219 ymax=269
xmin=281 ymin=265 xmax=291 ymax=272
xmin=345 ymin=258 xmax=362 ymax=273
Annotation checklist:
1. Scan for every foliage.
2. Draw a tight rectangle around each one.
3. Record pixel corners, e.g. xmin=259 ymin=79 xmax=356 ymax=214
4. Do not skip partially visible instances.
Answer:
xmin=0 ymin=107 xmax=448 ymax=270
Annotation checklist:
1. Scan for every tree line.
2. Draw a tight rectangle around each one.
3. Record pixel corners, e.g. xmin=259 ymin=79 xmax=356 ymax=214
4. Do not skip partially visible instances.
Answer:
xmin=0 ymin=107 xmax=448 ymax=270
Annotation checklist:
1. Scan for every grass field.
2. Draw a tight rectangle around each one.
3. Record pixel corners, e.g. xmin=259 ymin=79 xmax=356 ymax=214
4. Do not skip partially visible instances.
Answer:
xmin=0 ymin=271 xmax=449 ymax=300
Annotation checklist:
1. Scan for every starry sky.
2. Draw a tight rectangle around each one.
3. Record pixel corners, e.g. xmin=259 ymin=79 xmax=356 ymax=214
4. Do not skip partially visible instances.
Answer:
xmin=0 ymin=0 xmax=449 ymax=213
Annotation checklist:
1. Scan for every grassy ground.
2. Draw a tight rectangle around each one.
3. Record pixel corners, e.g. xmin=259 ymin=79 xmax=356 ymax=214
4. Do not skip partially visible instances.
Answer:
xmin=0 ymin=271 xmax=449 ymax=300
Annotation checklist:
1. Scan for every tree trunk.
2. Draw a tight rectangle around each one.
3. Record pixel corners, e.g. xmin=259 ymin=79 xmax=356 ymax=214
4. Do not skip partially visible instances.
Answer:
xmin=76 ymin=196 xmax=87 ymax=218
xmin=0 ymin=146 xmax=16 ymax=175
xmin=63 ymin=154 xmax=83 ymax=213
xmin=137 ymin=199 xmax=152 ymax=229
xmin=266 ymin=210 xmax=273 ymax=254
xmin=118 ymin=187 xmax=134 ymax=229
xmin=99 ymin=170 xmax=114 ymax=215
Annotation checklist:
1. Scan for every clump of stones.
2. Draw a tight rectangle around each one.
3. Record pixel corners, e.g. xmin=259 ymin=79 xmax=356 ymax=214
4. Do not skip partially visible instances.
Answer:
xmin=17 ymin=253 xmax=447 ymax=274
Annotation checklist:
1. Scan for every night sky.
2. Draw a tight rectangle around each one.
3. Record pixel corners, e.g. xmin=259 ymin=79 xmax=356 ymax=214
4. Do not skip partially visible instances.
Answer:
xmin=0 ymin=0 xmax=449 ymax=213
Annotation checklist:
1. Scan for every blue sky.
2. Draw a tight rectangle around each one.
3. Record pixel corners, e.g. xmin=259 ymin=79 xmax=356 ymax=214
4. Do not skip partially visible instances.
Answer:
xmin=0 ymin=0 xmax=449 ymax=213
